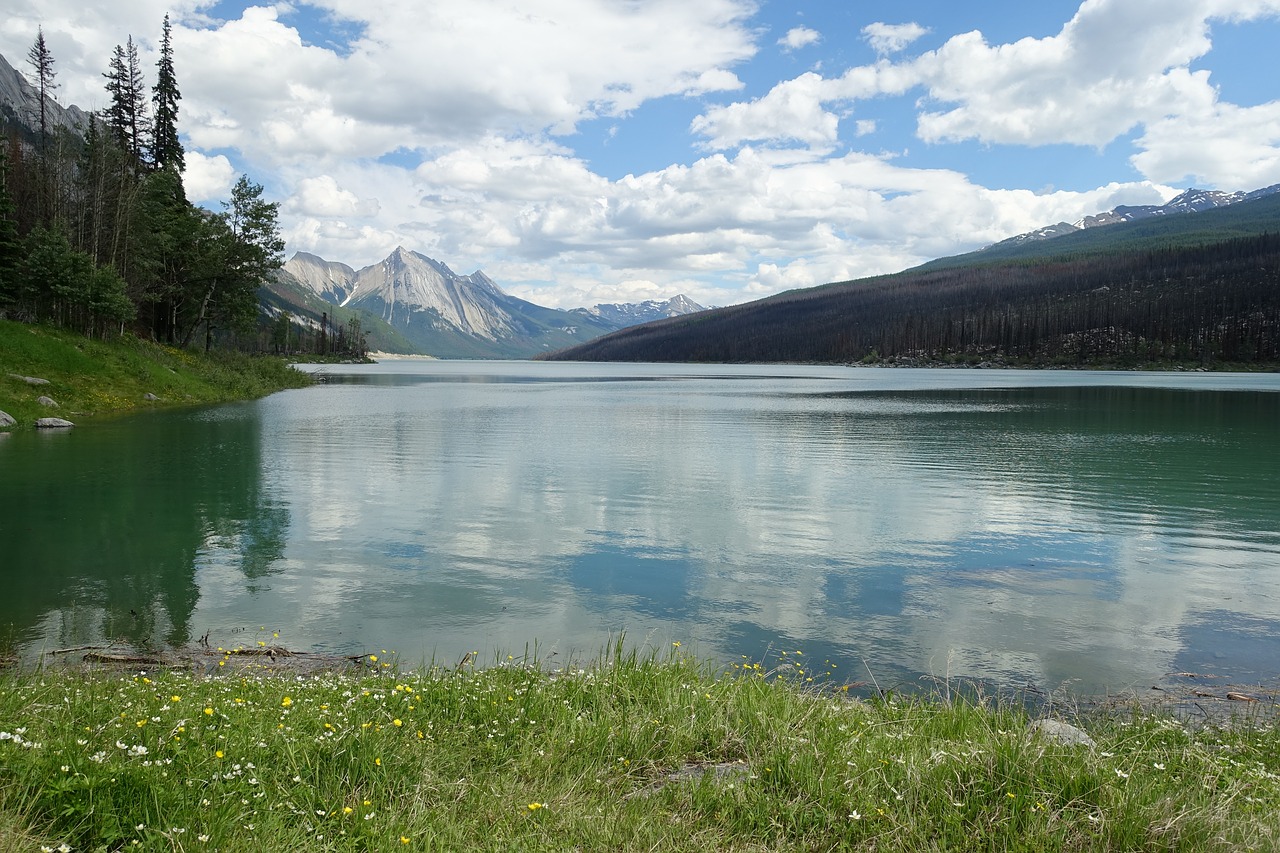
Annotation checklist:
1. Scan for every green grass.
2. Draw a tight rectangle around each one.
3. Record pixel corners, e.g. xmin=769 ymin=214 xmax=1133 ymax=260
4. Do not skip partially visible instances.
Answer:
xmin=1 ymin=641 xmax=1277 ymax=851
xmin=0 ymin=320 xmax=310 ymax=429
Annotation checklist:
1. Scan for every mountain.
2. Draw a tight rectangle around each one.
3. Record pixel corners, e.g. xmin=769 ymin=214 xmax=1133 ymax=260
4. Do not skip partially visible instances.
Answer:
xmin=994 ymin=185 xmax=1280 ymax=249
xmin=281 ymin=248 xmax=710 ymax=357
xmin=542 ymin=188 xmax=1280 ymax=368
xmin=0 ymin=51 xmax=91 ymax=140
xmin=570 ymin=295 xmax=708 ymax=327
xmin=282 ymin=247 xmax=619 ymax=358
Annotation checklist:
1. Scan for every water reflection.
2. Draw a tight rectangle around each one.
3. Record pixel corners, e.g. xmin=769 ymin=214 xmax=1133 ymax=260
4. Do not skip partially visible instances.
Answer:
xmin=0 ymin=404 xmax=286 ymax=652
xmin=3 ymin=362 xmax=1277 ymax=695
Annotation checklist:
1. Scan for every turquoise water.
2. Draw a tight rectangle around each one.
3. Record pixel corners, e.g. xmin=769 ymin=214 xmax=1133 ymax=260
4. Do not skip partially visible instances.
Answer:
xmin=2 ymin=362 xmax=1277 ymax=693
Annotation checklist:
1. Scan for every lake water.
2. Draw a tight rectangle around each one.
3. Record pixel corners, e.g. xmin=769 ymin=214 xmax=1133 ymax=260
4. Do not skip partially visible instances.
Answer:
xmin=2 ymin=361 xmax=1278 ymax=695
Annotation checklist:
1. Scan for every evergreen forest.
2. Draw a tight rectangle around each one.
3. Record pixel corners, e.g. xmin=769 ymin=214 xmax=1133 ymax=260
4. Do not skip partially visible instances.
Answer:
xmin=546 ymin=197 xmax=1280 ymax=368
xmin=0 ymin=20 xmax=366 ymax=359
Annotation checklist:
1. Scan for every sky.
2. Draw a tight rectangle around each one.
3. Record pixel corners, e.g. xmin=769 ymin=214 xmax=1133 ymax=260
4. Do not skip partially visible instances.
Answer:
xmin=4 ymin=0 xmax=1280 ymax=309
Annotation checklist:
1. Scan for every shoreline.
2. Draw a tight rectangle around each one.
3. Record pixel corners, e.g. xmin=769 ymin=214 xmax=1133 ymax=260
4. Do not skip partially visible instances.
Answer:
xmin=3 ymin=643 xmax=1278 ymax=850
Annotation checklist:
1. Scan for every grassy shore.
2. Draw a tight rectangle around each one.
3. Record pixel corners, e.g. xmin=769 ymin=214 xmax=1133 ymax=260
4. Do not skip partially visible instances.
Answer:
xmin=0 ymin=320 xmax=311 ymax=429
xmin=1 ymin=642 xmax=1277 ymax=851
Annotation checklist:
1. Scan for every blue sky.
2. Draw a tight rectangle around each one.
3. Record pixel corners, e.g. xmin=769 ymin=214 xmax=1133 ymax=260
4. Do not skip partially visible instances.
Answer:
xmin=5 ymin=0 xmax=1280 ymax=308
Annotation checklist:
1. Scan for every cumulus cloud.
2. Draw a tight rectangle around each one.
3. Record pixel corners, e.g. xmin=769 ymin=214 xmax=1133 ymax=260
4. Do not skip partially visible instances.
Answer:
xmin=691 ymin=73 xmax=840 ymax=151
xmin=287 ymin=175 xmax=380 ymax=218
xmin=779 ymin=26 xmax=821 ymax=51
xmin=2 ymin=0 xmax=1279 ymax=310
xmin=862 ymin=22 xmax=928 ymax=55
xmin=183 ymin=150 xmax=238 ymax=204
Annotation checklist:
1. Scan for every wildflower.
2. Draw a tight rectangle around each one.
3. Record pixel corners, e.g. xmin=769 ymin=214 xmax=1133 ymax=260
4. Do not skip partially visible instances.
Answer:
xmin=401 ymin=837 xmax=411 ymax=844
xmin=171 ymin=695 xmax=182 ymax=703
xmin=281 ymin=696 xmax=293 ymax=708
xmin=1115 ymin=769 xmax=1130 ymax=779
xmin=204 ymin=707 xmax=214 ymax=716
xmin=343 ymin=807 xmax=354 ymax=815
xmin=197 ymin=835 xmax=210 ymax=843
xmin=527 ymin=802 xmax=544 ymax=811
xmin=849 ymin=811 xmax=862 ymax=820
xmin=1153 ymin=762 xmax=1166 ymax=770
xmin=672 ymin=641 xmax=681 ymax=648
xmin=375 ymin=757 xmax=382 ymax=767
xmin=369 ymin=655 xmax=378 ymax=663
xmin=215 ymin=750 xmax=225 ymax=759
xmin=393 ymin=719 xmax=403 ymax=727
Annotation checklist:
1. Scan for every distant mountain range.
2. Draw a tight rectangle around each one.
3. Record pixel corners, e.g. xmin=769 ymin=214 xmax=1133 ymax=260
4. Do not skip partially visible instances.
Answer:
xmin=545 ymin=187 xmax=1280 ymax=367
xmin=994 ymin=185 xmax=1280 ymax=248
xmin=275 ymin=249 xmax=707 ymax=358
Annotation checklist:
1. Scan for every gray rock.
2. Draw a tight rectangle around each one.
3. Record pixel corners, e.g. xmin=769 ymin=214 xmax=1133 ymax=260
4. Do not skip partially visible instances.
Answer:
xmin=1028 ymin=719 xmax=1095 ymax=748
xmin=143 ymin=392 xmax=160 ymax=401
xmin=0 ymin=410 xmax=15 ymax=428
xmin=35 ymin=417 xmax=74 ymax=428
xmin=7 ymin=373 xmax=50 ymax=386
xmin=37 ymin=395 xmax=58 ymax=407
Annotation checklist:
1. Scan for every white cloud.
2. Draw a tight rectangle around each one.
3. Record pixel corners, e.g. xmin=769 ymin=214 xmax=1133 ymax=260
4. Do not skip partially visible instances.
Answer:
xmin=287 ymin=175 xmax=380 ymax=218
xmin=1132 ymin=101 xmax=1280 ymax=186
xmin=691 ymin=72 xmax=840 ymax=151
xmin=4 ymin=0 xmax=1280 ymax=312
xmin=862 ymin=22 xmax=928 ymax=55
xmin=183 ymin=150 xmax=237 ymax=203
xmin=779 ymin=26 xmax=821 ymax=51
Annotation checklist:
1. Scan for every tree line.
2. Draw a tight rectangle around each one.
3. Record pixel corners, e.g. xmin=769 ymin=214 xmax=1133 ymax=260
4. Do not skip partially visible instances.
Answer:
xmin=548 ymin=231 xmax=1280 ymax=367
xmin=0 ymin=20 xmax=362 ymax=357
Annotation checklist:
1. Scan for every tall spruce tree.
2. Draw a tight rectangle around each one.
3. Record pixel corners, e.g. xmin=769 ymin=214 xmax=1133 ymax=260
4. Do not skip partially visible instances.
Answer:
xmin=25 ymin=27 xmax=58 ymax=147
xmin=125 ymin=37 xmax=150 ymax=165
xmin=102 ymin=38 xmax=150 ymax=167
xmin=102 ymin=44 xmax=130 ymax=150
xmin=151 ymin=15 xmax=184 ymax=177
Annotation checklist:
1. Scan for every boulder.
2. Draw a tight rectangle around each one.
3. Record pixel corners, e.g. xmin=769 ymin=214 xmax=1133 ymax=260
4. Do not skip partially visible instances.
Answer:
xmin=1027 ymin=719 xmax=1095 ymax=748
xmin=0 ymin=410 xmax=15 ymax=428
xmin=35 ymin=417 xmax=74 ymax=428
xmin=37 ymin=395 xmax=58 ymax=407
xmin=7 ymin=373 xmax=50 ymax=386
xmin=143 ymin=392 xmax=160 ymax=401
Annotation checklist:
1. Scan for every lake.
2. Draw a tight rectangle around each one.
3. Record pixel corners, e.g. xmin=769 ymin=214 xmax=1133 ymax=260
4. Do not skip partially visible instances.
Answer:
xmin=2 ymin=361 xmax=1278 ymax=695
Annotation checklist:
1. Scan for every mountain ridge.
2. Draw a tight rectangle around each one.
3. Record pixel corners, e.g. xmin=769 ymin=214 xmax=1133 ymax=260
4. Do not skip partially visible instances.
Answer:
xmin=279 ymin=248 xmax=707 ymax=358
xmin=543 ymin=187 xmax=1280 ymax=367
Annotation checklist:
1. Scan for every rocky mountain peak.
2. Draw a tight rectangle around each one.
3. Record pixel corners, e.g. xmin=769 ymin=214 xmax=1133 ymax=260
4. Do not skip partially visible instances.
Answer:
xmin=1000 ymin=183 xmax=1280 ymax=248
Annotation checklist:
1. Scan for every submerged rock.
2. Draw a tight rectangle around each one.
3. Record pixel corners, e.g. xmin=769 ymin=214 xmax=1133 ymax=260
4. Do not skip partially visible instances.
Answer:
xmin=1028 ymin=718 xmax=1096 ymax=748
xmin=35 ymin=417 xmax=74 ymax=428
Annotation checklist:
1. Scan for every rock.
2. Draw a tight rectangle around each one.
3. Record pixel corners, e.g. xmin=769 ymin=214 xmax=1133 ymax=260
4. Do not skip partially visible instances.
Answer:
xmin=35 ymin=417 xmax=74 ymax=428
xmin=7 ymin=373 xmax=50 ymax=386
xmin=37 ymin=395 xmax=58 ymax=407
xmin=1028 ymin=719 xmax=1095 ymax=748
xmin=0 ymin=410 xmax=15 ymax=428
xmin=143 ymin=392 xmax=160 ymax=401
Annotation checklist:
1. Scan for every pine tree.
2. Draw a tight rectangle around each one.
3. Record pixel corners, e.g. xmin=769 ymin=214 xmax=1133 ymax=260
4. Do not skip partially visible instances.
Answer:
xmin=25 ymin=27 xmax=58 ymax=147
xmin=151 ymin=15 xmax=184 ymax=177
xmin=102 ymin=44 xmax=130 ymax=150
xmin=102 ymin=38 xmax=151 ymax=167
xmin=125 ymin=37 xmax=151 ymax=165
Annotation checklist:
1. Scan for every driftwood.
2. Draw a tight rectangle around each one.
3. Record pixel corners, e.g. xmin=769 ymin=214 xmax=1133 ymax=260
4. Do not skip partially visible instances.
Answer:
xmin=49 ymin=645 xmax=110 ymax=655
xmin=83 ymin=652 xmax=163 ymax=664
xmin=220 ymin=646 xmax=296 ymax=657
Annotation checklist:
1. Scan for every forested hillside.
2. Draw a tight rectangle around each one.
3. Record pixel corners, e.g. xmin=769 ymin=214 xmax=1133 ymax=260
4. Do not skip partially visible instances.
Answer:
xmin=545 ymin=195 xmax=1280 ymax=368
xmin=0 ymin=23 xmax=366 ymax=359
